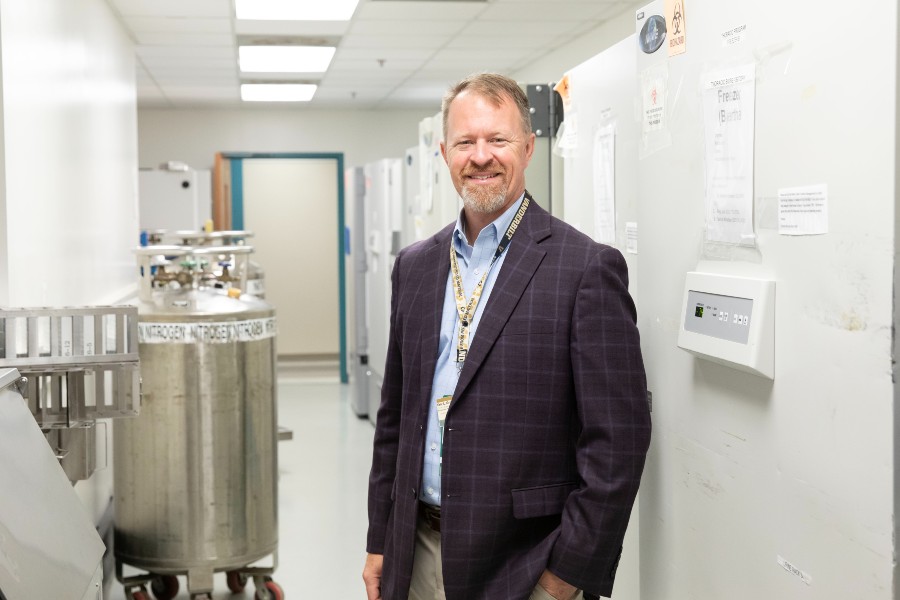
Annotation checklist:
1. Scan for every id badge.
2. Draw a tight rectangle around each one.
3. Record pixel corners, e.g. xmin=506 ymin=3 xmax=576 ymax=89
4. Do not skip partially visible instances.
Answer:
xmin=436 ymin=395 xmax=451 ymax=474
xmin=436 ymin=395 xmax=452 ymax=424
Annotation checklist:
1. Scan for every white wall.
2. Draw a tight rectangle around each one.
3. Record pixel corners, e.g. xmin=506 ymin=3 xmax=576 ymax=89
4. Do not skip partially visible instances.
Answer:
xmin=0 ymin=0 xmax=138 ymax=522
xmin=0 ymin=0 xmax=138 ymax=308
xmin=514 ymin=0 xmax=899 ymax=597
xmin=512 ymin=2 xmax=644 ymax=84
xmin=634 ymin=1 xmax=896 ymax=598
xmin=137 ymin=107 xmax=434 ymax=172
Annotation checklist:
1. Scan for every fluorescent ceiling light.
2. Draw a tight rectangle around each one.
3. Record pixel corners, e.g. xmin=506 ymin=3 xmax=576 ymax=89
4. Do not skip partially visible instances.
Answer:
xmin=241 ymin=84 xmax=317 ymax=102
xmin=239 ymin=46 xmax=336 ymax=73
xmin=235 ymin=0 xmax=360 ymax=21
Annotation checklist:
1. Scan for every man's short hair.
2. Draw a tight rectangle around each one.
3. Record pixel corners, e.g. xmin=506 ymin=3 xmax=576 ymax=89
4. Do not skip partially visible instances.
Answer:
xmin=441 ymin=73 xmax=532 ymax=141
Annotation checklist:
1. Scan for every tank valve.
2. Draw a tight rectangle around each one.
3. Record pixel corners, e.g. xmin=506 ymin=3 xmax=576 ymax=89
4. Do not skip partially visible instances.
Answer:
xmin=218 ymin=262 xmax=236 ymax=283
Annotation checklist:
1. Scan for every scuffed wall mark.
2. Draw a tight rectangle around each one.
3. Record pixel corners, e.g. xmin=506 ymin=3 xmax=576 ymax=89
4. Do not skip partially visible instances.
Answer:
xmin=841 ymin=310 xmax=867 ymax=332
xmin=801 ymin=84 xmax=817 ymax=102
xmin=805 ymin=305 xmax=870 ymax=332
xmin=690 ymin=471 xmax=724 ymax=498
xmin=722 ymin=430 xmax=747 ymax=443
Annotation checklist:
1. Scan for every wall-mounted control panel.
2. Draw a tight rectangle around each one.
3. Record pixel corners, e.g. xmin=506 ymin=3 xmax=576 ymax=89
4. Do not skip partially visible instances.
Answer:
xmin=677 ymin=272 xmax=775 ymax=379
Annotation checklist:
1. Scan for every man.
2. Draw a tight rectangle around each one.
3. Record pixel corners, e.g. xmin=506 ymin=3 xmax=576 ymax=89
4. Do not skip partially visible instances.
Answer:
xmin=364 ymin=73 xmax=650 ymax=600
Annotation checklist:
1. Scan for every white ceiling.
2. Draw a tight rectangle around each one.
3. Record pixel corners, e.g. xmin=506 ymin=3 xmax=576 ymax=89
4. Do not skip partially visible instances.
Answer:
xmin=106 ymin=0 xmax=632 ymax=109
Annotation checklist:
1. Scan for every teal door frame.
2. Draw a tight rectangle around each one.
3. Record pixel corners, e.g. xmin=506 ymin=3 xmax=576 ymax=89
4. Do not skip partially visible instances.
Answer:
xmin=225 ymin=152 xmax=348 ymax=384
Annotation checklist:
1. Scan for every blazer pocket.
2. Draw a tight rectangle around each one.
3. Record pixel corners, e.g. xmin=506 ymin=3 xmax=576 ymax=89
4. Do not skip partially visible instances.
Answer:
xmin=500 ymin=317 xmax=557 ymax=336
xmin=511 ymin=482 xmax=578 ymax=519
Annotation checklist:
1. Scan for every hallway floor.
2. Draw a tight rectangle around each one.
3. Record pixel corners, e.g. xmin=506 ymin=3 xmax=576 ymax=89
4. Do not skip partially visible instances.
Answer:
xmin=110 ymin=368 xmax=374 ymax=599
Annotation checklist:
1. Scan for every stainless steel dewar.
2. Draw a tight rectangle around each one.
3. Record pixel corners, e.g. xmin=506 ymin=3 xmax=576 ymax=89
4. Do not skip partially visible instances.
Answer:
xmin=115 ymin=244 xmax=281 ymax=598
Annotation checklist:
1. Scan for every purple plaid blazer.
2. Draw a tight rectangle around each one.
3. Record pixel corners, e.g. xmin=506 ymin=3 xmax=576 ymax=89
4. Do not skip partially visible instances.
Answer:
xmin=367 ymin=200 xmax=650 ymax=600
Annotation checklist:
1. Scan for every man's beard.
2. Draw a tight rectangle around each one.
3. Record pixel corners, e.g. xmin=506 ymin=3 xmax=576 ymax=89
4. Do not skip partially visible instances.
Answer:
xmin=459 ymin=172 xmax=509 ymax=215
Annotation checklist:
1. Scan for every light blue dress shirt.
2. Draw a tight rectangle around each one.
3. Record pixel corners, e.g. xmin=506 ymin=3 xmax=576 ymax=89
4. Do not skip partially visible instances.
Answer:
xmin=420 ymin=194 xmax=525 ymax=507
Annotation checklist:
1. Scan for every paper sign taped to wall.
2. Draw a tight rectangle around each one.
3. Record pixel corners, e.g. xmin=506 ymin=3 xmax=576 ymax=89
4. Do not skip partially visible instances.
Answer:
xmin=626 ymin=222 xmax=638 ymax=254
xmin=702 ymin=63 xmax=756 ymax=244
xmin=641 ymin=63 xmax=668 ymax=133
xmin=592 ymin=124 xmax=616 ymax=244
xmin=778 ymin=184 xmax=828 ymax=235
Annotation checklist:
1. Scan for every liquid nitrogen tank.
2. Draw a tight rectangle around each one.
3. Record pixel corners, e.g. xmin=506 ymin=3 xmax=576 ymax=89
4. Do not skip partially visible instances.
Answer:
xmin=114 ymin=244 xmax=283 ymax=600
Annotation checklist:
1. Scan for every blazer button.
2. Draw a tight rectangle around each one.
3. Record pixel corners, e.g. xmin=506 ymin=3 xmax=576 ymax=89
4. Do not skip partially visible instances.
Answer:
xmin=411 ymin=488 xmax=417 ymax=498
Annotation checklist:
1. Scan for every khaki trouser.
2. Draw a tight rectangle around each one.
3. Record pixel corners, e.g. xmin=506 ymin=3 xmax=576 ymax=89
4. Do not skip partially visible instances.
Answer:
xmin=407 ymin=510 xmax=583 ymax=600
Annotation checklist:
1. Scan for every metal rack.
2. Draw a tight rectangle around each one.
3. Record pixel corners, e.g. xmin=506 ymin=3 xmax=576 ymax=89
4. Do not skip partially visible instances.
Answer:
xmin=0 ymin=306 xmax=141 ymax=482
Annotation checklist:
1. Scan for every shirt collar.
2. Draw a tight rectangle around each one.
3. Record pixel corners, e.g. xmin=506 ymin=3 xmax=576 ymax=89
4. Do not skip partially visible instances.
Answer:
xmin=453 ymin=192 xmax=526 ymax=251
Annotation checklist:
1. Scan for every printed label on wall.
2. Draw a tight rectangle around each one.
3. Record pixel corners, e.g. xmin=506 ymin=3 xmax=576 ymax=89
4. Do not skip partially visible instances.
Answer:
xmin=777 ymin=556 xmax=812 ymax=586
xmin=138 ymin=317 xmax=277 ymax=344
xmin=721 ymin=24 xmax=748 ymax=47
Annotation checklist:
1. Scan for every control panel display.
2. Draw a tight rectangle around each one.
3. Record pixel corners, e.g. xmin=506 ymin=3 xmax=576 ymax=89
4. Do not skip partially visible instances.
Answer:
xmin=683 ymin=290 xmax=753 ymax=345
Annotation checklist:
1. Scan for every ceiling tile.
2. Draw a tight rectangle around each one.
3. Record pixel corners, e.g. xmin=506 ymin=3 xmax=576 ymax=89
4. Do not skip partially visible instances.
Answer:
xmin=444 ymin=34 xmax=550 ymax=51
xmin=109 ymin=0 xmax=231 ymax=18
xmin=340 ymin=33 xmax=452 ymax=50
xmin=385 ymin=83 xmax=448 ymax=102
xmin=135 ymin=32 xmax=233 ymax=46
xmin=159 ymin=84 xmax=239 ymax=100
xmin=321 ymin=69 xmax=414 ymax=83
xmin=490 ymin=0 xmax=611 ymax=3
xmin=457 ymin=19 xmax=586 ymax=38
xmin=429 ymin=47 xmax=530 ymax=62
xmin=349 ymin=19 xmax=466 ymax=36
xmin=140 ymin=57 xmax=236 ymax=70
xmin=315 ymin=85 xmax=396 ymax=100
xmin=147 ymin=69 xmax=238 ymax=83
xmin=137 ymin=46 xmax=235 ymax=59
xmin=476 ymin=2 xmax=608 ymax=21
xmin=423 ymin=55 xmax=519 ymax=72
xmin=335 ymin=47 xmax=436 ymax=61
xmin=123 ymin=17 xmax=231 ymax=34
xmin=234 ymin=20 xmax=350 ymax=37
xmin=330 ymin=57 xmax=429 ymax=71
xmin=354 ymin=1 xmax=487 ymax=21
xmin=122 ymin=0 xmax=631 ymax=108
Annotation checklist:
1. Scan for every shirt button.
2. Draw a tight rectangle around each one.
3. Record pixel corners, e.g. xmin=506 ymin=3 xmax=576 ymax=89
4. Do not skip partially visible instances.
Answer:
xmin=427 ymin=487 xmax=435 ymax=496
xmin=474 ymin=268 xmax=481 ymax=276
xmin=431 ymin=443 xmax=437 ymax=451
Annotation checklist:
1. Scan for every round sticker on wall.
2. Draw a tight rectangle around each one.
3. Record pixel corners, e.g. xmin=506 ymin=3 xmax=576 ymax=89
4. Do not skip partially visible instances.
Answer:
xmin=639 ymin=14 xmax=667 ymax=54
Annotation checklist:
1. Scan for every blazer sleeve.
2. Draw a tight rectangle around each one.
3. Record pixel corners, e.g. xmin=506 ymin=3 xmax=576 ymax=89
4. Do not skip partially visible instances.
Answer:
xmin=366 ymin=251 xmax=405 ymax=554
xmin=547 ymin=246 xmax=651 ymax=592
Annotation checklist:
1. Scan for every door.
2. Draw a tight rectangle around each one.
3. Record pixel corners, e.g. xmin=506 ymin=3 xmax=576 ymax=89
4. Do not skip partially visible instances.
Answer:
xmin=242 ymin=158 xmax=340 ymax=359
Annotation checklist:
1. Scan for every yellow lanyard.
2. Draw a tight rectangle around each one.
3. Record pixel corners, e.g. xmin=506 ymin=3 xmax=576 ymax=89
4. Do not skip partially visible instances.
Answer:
xmin=449 ymin=194 xmax=530 ymax=368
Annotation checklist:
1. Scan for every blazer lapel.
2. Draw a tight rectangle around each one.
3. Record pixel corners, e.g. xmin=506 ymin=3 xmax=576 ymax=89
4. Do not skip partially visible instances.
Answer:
xmin=418 ymin=228 xmax=452 ymax=409
xmin=451 ymin=202 xmax=551 ymax=404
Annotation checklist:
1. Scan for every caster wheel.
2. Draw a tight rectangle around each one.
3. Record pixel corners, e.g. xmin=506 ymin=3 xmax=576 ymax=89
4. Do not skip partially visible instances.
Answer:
xmin=151 ymin=575 xmax=179 ymax=600
xmin=130 ymin=587 xmax=150 ymax=600
xmin=227 ymin=570 xmax=249 ymax=593
xmin=255 ymin=580 xmax=284 ymax=600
